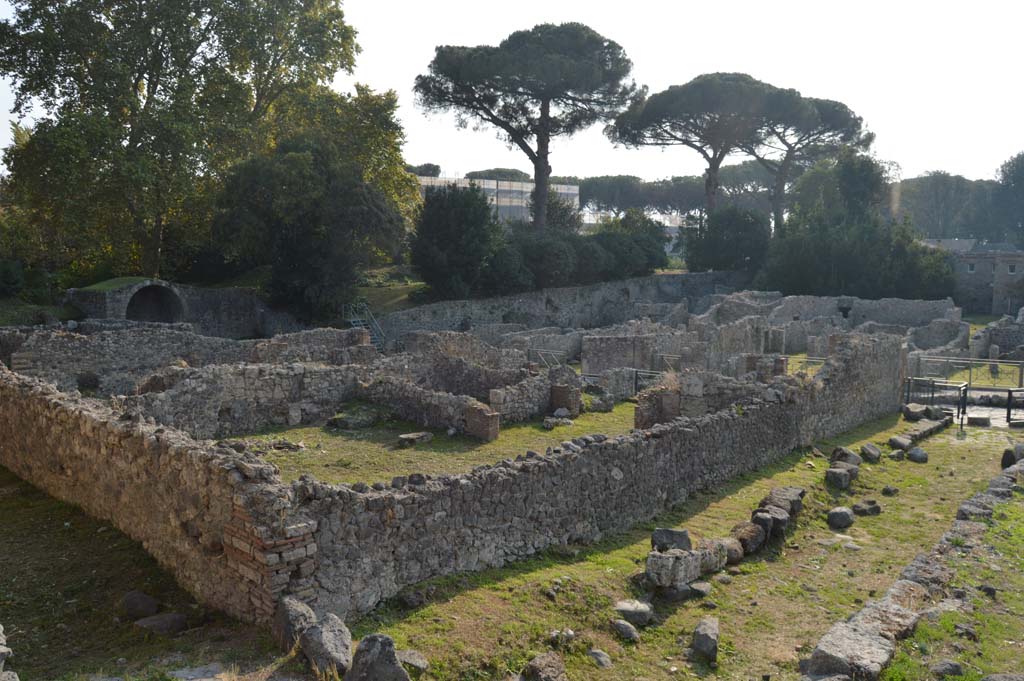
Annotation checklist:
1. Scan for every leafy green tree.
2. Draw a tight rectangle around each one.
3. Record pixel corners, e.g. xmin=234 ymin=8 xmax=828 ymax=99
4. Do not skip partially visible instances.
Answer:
xmin=411 ymin=184 xmax=502 ymax=299
xmin=465 ymin=168 xmax=532 ymax=182
xmin=407 ymin=163 xmax=441 ymax=177
xmin=608 ymin=73 xmax=770 ymax=212
xmin=999 ymin=152 xmax=1024 ymax=243
xmin=686 ymin=207 xmax=770 ymax=272
xmin=887 ymin=171 xmax=1006 ymax=240
xmin=758 ymin=151 xmax=954 ymax=299
xmin=532 ymin=194 xmax=584 ymax=233
xmin=513 ymin=232 xmax=578 ymax=288
xmin=479 ymin=243 xmax=533 ymax=295
xmin=0 ymin=0 xmax=357 ymax=277
xmin=741 ymin=92 xmax=871 ymax=233
xmin=415 ymin=22 xmax=636 ymax=230
xmin=578 ymin=175 xmax=647 ymax=216
xmin=213 ymin=133 xmax=404 ymax=320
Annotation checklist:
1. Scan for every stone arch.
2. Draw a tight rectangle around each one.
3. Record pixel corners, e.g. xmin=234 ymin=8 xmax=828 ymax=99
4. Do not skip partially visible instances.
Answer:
xmin=125 ymin=284 xmax=185 ymax=324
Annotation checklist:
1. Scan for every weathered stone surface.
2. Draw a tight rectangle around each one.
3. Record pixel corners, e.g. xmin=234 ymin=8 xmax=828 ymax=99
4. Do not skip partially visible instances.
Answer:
xmin=930 ymin=660 xmax=964 ymax=678
xmin=967 ymin=414 xmax=991 ymax=427
xmin=852 ymin=500 xmax=881 ymax=517
xmin=882 ymin=485 xmax=899 ymax=496
xmin=902 ymin=403 xmax=927 ymax=421
xmin=613 ymin=599 xmax=654 ymax=627
xmin=826 ymin=467 xmax=851 ymax=489
xmin=760 ymin=504 xmax=790 ymax=537
xmin=134 ymin=613 xmax=187 ymax=637
xmin=520 ymin=651 xmax=568 ymax=681
xmin=907 ymin=447 xmax=929 ymax=464
xmin=299 ymin=614 xmax=353 ymax=677
xmin=981 ymin=675 xmax=1024 ymax=681
xmin=398 ymin=432 xmax=433 ymax=447
xmin=610 ymin=618 xmax=640 ymax=643
xmin=889 ymin=449 xmax=906 ymax=461
xmin=121 ymin=590 xmax=159 ymax=620
xmin=717 ymin=537 xmax=744 ymax=565
xmin=396 ymin=649 xmax=429 ymax=673
xmin=346 ymin=634 xmax=411 ymax=681
xmin=827 ymin=507 xmax=855 ymax=530
xmin=860 ymin=443 xmax=882 ymax=463
xmin=760 ymin=486 xmax=806 ymax=515
xmin=651 ymin=528 xmax=692 ymax=552
xmin=889 ymin=435 xmax=913 ymax=451
xmin=272 ymin=596 xmax=316 ymax=652
xmin=831 ymin=460 xmax=860 ymax=480
xmin=750 ymin=509 xmax=774 ymax=538
xmin=1001 ymin=448 xmax=1018 ymax=469
xmin=831 ymin=447 xmax=863 ymax=467
xmin=848 ymin=597 xmax=920 ymax=641
xmin=587 ymin=649 xmax=613 ymax=668
xmin=731 ymin=521 xmax=766 ymax=555
xmin=691 ymin=617 xmax=719 ymax=663
xmin=806 ymin=621 xmax=895 ymax=679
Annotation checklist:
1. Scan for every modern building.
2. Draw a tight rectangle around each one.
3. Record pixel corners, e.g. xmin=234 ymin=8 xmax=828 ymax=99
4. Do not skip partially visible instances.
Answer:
xmin=922 ymin=239 xmax=1024 ymax=315
xmin=417 ymin=176 xmax=579 ymax=223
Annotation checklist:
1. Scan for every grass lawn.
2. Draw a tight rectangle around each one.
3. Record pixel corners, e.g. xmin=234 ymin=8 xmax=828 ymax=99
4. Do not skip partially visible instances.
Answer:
xmin=786 ymin=352 xmax=825 ymax=377
xmin=883 ymin=499 xmax=1024 ymax=680
xmin=963 ymin=314 xmax=1001 ymax=337
xmin=0 ymin=466 xmax=299 ymax=681
xmin=255 ymin=401 xmax=637 ymax=485
xmin=349 ymin=418 xmax=1007 ymax=680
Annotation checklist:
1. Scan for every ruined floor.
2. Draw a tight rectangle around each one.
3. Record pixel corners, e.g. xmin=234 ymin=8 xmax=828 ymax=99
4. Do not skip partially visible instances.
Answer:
xmin=1 ymin=417 xmax=1015 ymax=680
xmin=252 ymin=401 xmax=636 ymax=485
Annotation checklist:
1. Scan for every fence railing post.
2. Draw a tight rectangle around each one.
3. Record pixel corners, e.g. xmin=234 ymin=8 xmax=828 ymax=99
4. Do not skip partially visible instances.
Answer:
xmin=1008 ymin=390 xmax=1013 ymax=424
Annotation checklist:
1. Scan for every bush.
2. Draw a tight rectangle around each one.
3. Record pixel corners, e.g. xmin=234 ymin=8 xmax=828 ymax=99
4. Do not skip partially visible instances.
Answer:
xmin=479 ymin=243 xmax=534 ymax=295
xmin=411 ymin=183 xmax=501 ymax=299
xmin=515 ymin=232 xmax=577 ymax=289
xmin=591 ymin=231 xmax=648 ymax=279
xmin=686 ymin=207 xmax=770 ymax=272
xmin=0 ymin=259 xmax=25 ymax=297
xmin=569 ymin=237 xmax=616 ymax=284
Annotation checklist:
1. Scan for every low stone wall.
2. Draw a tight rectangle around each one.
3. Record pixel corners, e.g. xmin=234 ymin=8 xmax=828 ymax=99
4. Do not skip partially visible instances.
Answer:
xmin=361 ymin=375 xmax=497 ymax=439
xmin=581 ymin=321 xmax=703 ymax=374
xmin=402 ymin=331 xmax=526 ymax=371
xmin=767 ymin=295 xmax=959 ymax=327
xmin=378 ymin=272 xmax=749 ymax=338
xmin=499 ymin=328 xmax=585 ymax=364
xmin=7 ymin=325 xmax=373 ymax=396
xmin=0 ymin=366 xmax=315 ymax=624
xmin=298 ymin=334 xmax=903 ymax=617
xmin=118 ymin=363 xmax=365 ymax=439
xmin=488 ymin=366 xmax=580 ymax=423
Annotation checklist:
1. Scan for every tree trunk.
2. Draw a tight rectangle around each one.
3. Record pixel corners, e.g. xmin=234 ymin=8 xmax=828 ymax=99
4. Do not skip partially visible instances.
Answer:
xmin=532 ymin=100 xmax=552 ymax=230
xmin=143 ymin=215 xmax=165 ymax=278
xmin=704 ymin=162 xmax=721 ymax=214
xmin=772 ymin=155 xmax=794 ymax=237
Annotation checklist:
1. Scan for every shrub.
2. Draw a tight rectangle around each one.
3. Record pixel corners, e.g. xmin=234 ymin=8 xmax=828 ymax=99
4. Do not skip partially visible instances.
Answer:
xmin=515 ymin=232 xmax=577 ymax=289
xmin=479 ymin=242 xmax=534 ymax=295
xmin=569 ymin=237 xmax=616 ymax=284
xmin=591 ymin=231 xmax=647 ymax=278
xmin=0 ymin=259 xmax=25 ymax=297
xmin=687 ymin=207 xmax=770 ymax=272
xmin=411 ymin=183 xmax=501 ymax=299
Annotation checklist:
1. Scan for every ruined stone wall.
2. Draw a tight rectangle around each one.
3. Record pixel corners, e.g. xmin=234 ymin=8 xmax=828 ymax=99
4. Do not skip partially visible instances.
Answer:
xmin=361 ymin=375 xmax=490 ymax=435
xmin=299 ymin=334 xmax=904 ymax=617
xmin=487 ymin=366 xmax=580 ymax=423
xmin=118 ymin=364 xmax=365 ymax=439
xmin=8 ymin=326 xmax=372 ymax=396
xmin=378 ymin=272 xmax=749 ymax=337
xmin=65 ymin=279 xmax=304 ymax=339
xmin=781 ymin=317 xmax=846 ymax=354
xmin=498 ymin=328 xmax=585 ymax=363
xmin=767 ymin=295 xmax=958 ymax=327
xmin=425 ymin=355 xmax=527 ymax=401
xmin=598 ymin=367 xmax=638 ymax=401
xmin=402 ymin=331 xmax=526 ymax=371
xmin=908 ymin=319 xmax=970 ymax=353
xmin=0 ymin=367 xmax=314 ymax=624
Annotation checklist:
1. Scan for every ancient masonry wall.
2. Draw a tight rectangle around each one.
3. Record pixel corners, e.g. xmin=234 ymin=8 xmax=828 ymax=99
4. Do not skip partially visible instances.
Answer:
xmin=0 ymin=367 xmax=314 ymax=624
xmin=488 ymin=366 xmax=580 ymax=423
xmin=298 ymin=334 xmax=904 ymax=618
xmin=5 ymin=326 xmax=372 ymax=396
xmin=378 ymin=271 xmax=749 ymax=337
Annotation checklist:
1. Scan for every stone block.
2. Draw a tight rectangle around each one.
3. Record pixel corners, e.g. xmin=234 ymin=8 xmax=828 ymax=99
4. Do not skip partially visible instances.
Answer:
xmin=806 ymin=621 xmax=895 ymax=680
xmin=465 ymin=406 xmax=500 ymax=442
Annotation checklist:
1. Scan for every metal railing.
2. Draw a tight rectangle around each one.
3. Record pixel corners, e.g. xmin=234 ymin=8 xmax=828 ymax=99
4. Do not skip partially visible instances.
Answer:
xmin=532 ymin=349 xmax=567 ymax=368
xmin=912 ymin=355 xmax=1024 ymax=390
xmin=903 ymin=378 xmax=968 ymax=421
xmin=342 ymin=302 xmax=387 ymax=348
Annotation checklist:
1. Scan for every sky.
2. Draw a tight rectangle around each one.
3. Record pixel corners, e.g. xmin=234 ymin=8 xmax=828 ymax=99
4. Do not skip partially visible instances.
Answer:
xmin=2 ymin=0 xmax=1023 ymax=182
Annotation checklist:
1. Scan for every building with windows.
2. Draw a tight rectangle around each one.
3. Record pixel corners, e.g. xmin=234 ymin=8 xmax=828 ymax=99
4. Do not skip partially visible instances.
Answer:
xmin=417 ymin=176 xmax=579 ymax=223
xmin=922 ymin=239 xmax=1024 ymax=315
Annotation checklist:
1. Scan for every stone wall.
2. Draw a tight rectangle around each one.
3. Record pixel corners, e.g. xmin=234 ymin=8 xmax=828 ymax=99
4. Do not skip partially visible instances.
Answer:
xmin=488 ymin=366 xmax=580 ymax=423
xmin=7 ymin=325 xmax=373 ymax=396
xmin=766 ymin=295 xmax=959 ymax=327
xmin=298 ymin=334 xmax=903 ymax=617
xmin=0 ymin=367 xmax=315 ymax=624
xmin=118 ymin=363 xmax=365 ymax=439
xmin=378 ymin=272 xmax=749 ymax=338
xmin=361 ymin=375 xmax=496 ymax=439
xmin=65 ymin=279 xmax=303 ymax=339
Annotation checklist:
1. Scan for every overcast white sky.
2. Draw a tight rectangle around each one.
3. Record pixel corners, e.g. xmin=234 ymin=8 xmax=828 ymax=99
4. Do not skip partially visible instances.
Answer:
xmin=2 ymin=0 xmax=1023 ymax=182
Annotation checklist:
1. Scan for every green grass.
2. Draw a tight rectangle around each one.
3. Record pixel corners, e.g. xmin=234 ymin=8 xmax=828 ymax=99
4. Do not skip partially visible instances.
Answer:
xmin=256 ymin=401 xmax=637 ymax=485
xmin=964 ymin=314 xmax=1001 ymax=337
xmin=348 ymin=418 xmax=1004 ymax=680
xmin=0 ymin=297 xmax=80 ymax=326
xmin=0 ymin=466 xmax=297 ymax=681
xmin=882 ymin=498 xmax=1024 ymax=681
xmin=787 ymin=352 xmax=824 ymax=377
xmin=79 ymin=276 xmax=151 ymax=292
